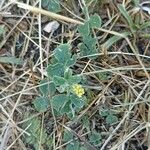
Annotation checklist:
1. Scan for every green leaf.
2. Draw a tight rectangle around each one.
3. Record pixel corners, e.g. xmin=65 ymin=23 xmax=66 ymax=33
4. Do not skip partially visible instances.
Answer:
xmin=78 ymin=43 xmax=88 ymax=56
xmin=80 ymin=146 xmax=87 ymax=150
xmin=53 ymin=76 xmax=67 ymax=86
xmin=60 ymin=101 xmax=71 ymax=114
xmin=53 ymin=76 xmax=68 ymax=93
xmin=0 ymin=56 xmax=23 ymax=65
xmin=23 ymin=118 xmax=41 ymax=144
xmin=141 ymin=34 xmax=150 ymax=39
xmin=22 ymin=116 xmax=48 ymax=149
xmin=39 ymin=79 xmax=56 ymax=96
xmin=84 ymin=0 xmax=95 ymax=5
xmin=118 ymin=4 xmax=135 ymax=32
xmin=63 ymin=130 xmax=73 ymax=142
xmin=56 ymin=84 xmax=68 ymax=93
xmin=51 ymin=94 xmax=69 ymax=111
xmin=65 ymin=54 xmax=77 ymax=67
xmin=89 ymin=14 xmax=102 ymax=28
xmin=64 ymin=68 xmax=73 ymax=79
xmin=78 ymin=21 xmax=90 ymax=37
xmin=78 ymin=35 xmax=98 ymax=58
xmin=54 ymin=44 xmax=71 ymax=63
xmin=25 ymin=118 xmax=40 ymax=133
xmin=36 ymin=129 xmax=48 ymax=145
xmin=97 ymin=72 xmax=110 ymax=81
xmin=66 ymin=141 xmax=80 ymax=150
xmin=50 ymin=56 xmax=59 ymax=64
xmin=46 ymin=138 xmax=53 ymax=150
xmin=53 ymin=44 xmax=77 ymax=68
xmin=82 ymin=116 xmax=90 ymax=131
xmin=42 ymin=0 xmax=61 ymax=13
xmin=68 ymin=75 xmax=81 ymax=85
xmin=71 ymin=95 xmax=85 ymax=110
xmin=33 ymin=97 xmax=50 ymax=112
xmin=89 ymin=131 xmax=102 ymax=146
xmin=140 ymin=21 xmax=150 ymax=30
xmin=132 ymin=0 xmax=140 ymax=6
xmin=82 ymin=35 xmax=97 ymax=53
xmin=47 ymin=63 xmax=64 ymax=78
xmin=106 ymin=114 xmax=118 ymax=125
xmin=99 ymin=110 xmax=109 ymax=117
xmin=102 ymin=32 xmax=130 ymax=49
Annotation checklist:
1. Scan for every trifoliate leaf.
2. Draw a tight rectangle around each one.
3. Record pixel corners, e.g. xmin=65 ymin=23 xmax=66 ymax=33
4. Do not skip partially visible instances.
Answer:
xmin=89 ymin=131 xmax=102 ymax=146
xmin=106 ymin=114 xmax=118 ymax=125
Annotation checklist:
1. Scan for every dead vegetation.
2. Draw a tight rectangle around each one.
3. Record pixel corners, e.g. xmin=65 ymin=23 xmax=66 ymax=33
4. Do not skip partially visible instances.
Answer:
xmin=0 ymin=0 xmax=150 ymax=150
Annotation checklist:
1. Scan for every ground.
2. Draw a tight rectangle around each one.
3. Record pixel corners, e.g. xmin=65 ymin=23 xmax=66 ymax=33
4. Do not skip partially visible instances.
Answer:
xmin=0 ymin=0 xmax=150 ymax=150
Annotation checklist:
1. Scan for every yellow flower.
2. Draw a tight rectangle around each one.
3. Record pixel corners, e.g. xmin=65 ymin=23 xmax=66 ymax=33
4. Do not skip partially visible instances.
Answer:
xmin=72 ymin=84 xmax=85 ymax=98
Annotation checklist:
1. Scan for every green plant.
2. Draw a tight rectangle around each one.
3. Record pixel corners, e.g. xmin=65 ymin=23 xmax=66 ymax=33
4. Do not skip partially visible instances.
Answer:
xmin=99 ymin=108 xmax=118 ymax=125
xmin=132 ymin=0 xmax=140 ymax=6
xmin=33 ymin=44 xmax=87 ymax=118
xmin=102 ymin=32 xmax=130 ymax=50
xmin=65 ymin=140 xmax=80 ymax=150
xmin=78 ymin=14 xmax=102 ymax=58
xmin=62 ymin=130 xmax=87 ymax=150
xmin=22 ymin=116 xmax=53 ymax=150
xmin=118 ymin=4 xmax=136 ymax=33
xmin=89 ymin=130 xmax=102 ymax=147
xmin=42 ymin=0 xmax=61 ymax=13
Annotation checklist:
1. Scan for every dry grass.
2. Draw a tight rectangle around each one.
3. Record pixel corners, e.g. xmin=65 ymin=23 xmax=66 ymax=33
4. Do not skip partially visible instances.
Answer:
xmin=0 ymin=0 xmax=150 ymax=150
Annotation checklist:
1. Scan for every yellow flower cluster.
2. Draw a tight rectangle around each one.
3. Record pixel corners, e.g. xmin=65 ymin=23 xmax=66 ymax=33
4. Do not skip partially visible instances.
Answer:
xmin=72 ymin=84 xmax=85 ymax=98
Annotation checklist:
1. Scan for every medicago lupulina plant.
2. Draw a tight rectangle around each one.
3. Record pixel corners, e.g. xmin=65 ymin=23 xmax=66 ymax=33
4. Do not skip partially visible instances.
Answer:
xmin=33 ymin=44 xmax=87 ymax=118
xmin=33 ymin=13 xmax=102 ymax=118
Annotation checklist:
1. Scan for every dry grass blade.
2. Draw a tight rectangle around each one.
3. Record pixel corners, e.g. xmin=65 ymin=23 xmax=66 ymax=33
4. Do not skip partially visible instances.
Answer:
xmin=100 ymin=80 xmax=150 ymax=150
xmin=14 ymin=1 xmax=84 ymax=25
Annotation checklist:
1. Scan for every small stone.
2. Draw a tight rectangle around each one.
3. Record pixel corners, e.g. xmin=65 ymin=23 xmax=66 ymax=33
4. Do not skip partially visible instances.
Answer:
xmin=43 ymin=21 xmax=60 ymax=33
